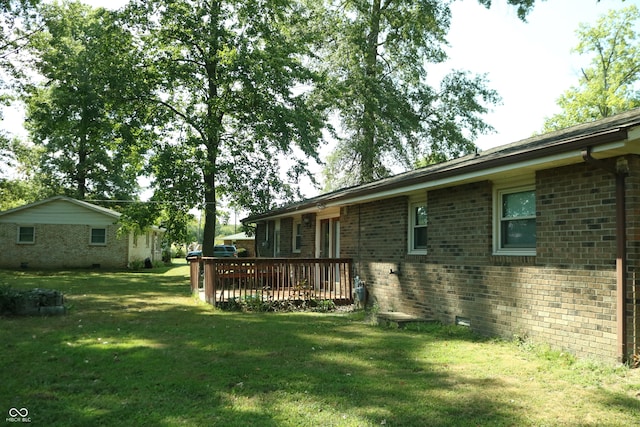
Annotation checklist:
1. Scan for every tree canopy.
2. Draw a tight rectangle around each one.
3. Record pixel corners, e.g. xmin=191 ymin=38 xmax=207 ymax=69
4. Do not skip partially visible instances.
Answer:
xmin=319 ymin=0 xmax=502 ymax=189
xmin=1 ymin=0 xmax=618 ymax=247
xmin=542 ymin=5 xmax=640 ymax=132
xmin=23 ymin=1 xmax=155 ymax=201
xmin=124 ymin=0 xmax=327 ymax=255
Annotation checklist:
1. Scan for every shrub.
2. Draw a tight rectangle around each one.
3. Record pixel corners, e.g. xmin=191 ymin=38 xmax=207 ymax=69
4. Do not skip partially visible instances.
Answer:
xmin=237 ymin=248 xmax=248 ymax=257
xmin=128 ymin=258 xmax=145 ymax=270
xmin=220 ymin=296 xmax=338 ymax=313
xmin=311 ymin=299 xmax=336 ymax=312
xmin=174 ymin=246 xmax=186 ymax=259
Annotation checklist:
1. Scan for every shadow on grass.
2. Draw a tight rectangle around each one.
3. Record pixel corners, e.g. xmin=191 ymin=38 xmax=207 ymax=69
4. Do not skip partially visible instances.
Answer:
xmin=1 ymin=265 xmax=633 ymax=426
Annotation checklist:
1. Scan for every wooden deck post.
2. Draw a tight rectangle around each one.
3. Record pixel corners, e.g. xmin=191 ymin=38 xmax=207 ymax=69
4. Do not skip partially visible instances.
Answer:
xmin=203 ymin=259 xmax=215 ymax=305
xmin=189 ymin=258 xmax=200 ymax=294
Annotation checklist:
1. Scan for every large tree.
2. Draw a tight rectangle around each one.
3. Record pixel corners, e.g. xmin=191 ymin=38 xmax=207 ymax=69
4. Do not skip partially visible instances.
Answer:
xmin=0 ymin=0 xmax=40 ymax=182
xmin=319 ymin=0 xmax=505 ymax=188
xmin=125 ymin=0 xmax=326 ymax=256
xmin=22 ymin=1 xmax=155 ymax=201
xmin=542 ymin=5 xmax=640 ymax=132
xmin=0 ymin=0 xmax=40 ymax=83
xmin=319 ymin=1 xmax=620 ymax=190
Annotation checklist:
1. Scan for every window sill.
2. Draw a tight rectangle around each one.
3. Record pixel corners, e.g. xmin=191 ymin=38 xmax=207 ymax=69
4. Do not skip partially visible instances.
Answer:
xmin=408 ymin=250 xmax=427 ymax=256
xmin=493 ymin=249 xmax=536 ymax=257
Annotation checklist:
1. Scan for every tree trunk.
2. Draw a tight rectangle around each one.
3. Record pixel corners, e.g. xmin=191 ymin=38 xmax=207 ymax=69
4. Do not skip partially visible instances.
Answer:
xmin=201 ymin=0 xmax=221 ymax=258
xmin=201 ymin=169 xmax=217 ymax=257
xmin=361 ymin=0 xmax=382 ymax=183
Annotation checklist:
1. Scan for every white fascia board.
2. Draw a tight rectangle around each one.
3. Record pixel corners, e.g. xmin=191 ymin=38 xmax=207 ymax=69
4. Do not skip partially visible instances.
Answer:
xmin=325 ymin=141 xmax=627 ymax=208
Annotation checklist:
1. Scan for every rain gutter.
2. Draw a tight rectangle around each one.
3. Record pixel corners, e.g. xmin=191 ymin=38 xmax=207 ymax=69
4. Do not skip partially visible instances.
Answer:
xmin=582 ymin=147 xmax=629 ymax=363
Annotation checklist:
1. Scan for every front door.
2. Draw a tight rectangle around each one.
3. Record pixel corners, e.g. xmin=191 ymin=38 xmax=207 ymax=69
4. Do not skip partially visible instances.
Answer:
xmin=318 ymin=216 xmax=340 ymax=258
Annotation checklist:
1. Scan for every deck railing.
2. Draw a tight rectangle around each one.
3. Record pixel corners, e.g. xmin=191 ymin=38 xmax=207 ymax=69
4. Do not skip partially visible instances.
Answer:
xmin=188 ymin=257 xmax=353 ymax=306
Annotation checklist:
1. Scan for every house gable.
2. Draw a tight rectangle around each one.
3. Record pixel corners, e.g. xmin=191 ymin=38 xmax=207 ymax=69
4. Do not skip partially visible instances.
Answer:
xmin=0 ymin=196 xmax=119 ymax=226
xmin=0 ymin=196 xmax=129 ymax=269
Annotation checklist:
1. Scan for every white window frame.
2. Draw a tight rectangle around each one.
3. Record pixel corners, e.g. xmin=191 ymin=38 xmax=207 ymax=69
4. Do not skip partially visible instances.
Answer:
xmin=90 ymin=227 xmax=107 ymax=246
xmin=17 ymin=226 xmax=35 ymax=244
xmin=292 ymin=219 xmax=302 ymax=253
xmin=408 ymin=199 xmax=428 ymax=255
xmin=273 ymin=219 xmax=281 ymax=257
xmin=493 ymin=183 xmax=536 ymax=256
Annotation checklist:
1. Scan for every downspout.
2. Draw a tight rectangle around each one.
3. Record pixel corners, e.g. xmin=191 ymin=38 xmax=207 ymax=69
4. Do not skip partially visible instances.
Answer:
xmin=582 ymin=147 xmax=629 ymax=363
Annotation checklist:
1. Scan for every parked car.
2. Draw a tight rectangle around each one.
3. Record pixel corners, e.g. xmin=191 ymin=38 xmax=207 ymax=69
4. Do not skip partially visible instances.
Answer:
xmin=185 ymin=245 xmax=238 ymax=260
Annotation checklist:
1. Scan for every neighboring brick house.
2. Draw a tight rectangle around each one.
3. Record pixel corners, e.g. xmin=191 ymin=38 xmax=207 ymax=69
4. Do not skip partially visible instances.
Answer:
xmin=0 ymin=196 xmax=164 ymax=269
xmin=243 ymin=109 xmax=640 ymax=363
xmin=221 ymin=232 xmax=255 ymax=257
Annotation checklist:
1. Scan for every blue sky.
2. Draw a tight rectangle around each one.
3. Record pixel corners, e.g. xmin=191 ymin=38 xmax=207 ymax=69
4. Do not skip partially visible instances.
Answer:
xmin=442 ymin=0 xmax=637 ymax=149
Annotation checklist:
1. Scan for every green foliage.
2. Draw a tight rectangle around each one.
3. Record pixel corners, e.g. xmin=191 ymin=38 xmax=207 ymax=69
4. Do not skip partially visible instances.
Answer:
xmin=22 ymin=1 xmax=155 ymax=201
xmin=173 ymin=246 xmax=186 ymax=258
xmin=542 ymin=5 xmax=640 ymax=132
xmin=0 ymin=1 xmax=42 ymax=86
xmin=128 ymin=258 xmax=167 ymax=270
xmin=128 ymin=258 xmax=146 ymax=270
xmin=320 ymin=0 xmax=501 ymax=188
xmin=223 ymin=295 xmax=337 ymax=313
xmin=0 ymin=139 xmax=53 ymax=210
xmin=124 ymin=0 xmax=327 ymax=256
xmin=0 ymin=284 xmax=23 ymax=314
xmin=312 ymin=298 xmax=336 ymax=312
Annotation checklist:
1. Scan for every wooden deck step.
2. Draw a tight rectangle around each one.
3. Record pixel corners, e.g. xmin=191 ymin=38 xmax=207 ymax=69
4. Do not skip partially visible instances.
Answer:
xmin=376 ymin=312 xmax=435 ymax=328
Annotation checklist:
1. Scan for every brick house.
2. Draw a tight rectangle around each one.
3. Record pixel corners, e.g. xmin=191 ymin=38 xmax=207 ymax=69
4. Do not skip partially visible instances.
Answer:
xmin=242 ymin=109 xmax=640 ymax=363
xmin=221 ymin=232 xmax=256 ymax=257
xmin=0 ymin=196 xmax=164 ymax=269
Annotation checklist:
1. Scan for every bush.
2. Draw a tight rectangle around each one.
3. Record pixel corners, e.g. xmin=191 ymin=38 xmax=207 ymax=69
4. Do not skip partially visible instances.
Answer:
xmin=128 ymin=258 xmax=145 ymax=270
xmin=220 ymin=296 xmax=337 ymax=313
xmin=153 ymin=260 xmax=166 ymax=268
xmin=311 ymin=299 xmax=336 ymax=312
xmin=237 ymin=248 xmax=248 ymax=257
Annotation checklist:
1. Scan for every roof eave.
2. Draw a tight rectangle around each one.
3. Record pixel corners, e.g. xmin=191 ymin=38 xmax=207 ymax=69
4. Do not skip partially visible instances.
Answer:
xmin=243 ymin=126 xmax=632 ymax=224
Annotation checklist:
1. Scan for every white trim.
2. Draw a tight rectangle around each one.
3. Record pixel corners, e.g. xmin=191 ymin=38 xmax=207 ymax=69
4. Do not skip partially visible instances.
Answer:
xmin=292 ymin=219 xmax=302 ymax=253
xmin=245 ymin=139 xmax=632 ymax=224
xmin=315 ymin=215 xmax=340 ymax=258
xmin=17 ymin=225 xmax=35 ymax=244
xmin=493 ymin=183 xmax=536 ymax=256
xmin=273 ymin=219 xmax=281 ymax=257
xmin=324 ymin=141 xmax=626 ymax=209
xmin=90 ymin=227 xmax=107 ymax=246
xmin=408 ymin=199 xmax=427 ymax=255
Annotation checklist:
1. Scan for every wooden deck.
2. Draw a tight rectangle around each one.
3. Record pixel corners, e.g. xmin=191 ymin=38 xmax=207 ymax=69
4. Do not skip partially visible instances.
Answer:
xmin=189 ymin=257 xmax=354 ymax=306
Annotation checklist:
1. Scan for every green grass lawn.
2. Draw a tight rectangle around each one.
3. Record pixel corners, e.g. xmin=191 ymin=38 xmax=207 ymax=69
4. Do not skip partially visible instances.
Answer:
xmin=1 ymin=261 xmax=639 ymax=426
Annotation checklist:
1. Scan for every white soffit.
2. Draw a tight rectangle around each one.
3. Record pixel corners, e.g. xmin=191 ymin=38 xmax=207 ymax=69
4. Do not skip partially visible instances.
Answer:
xmin=327 ymin=140 xmax=629 ymax=207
